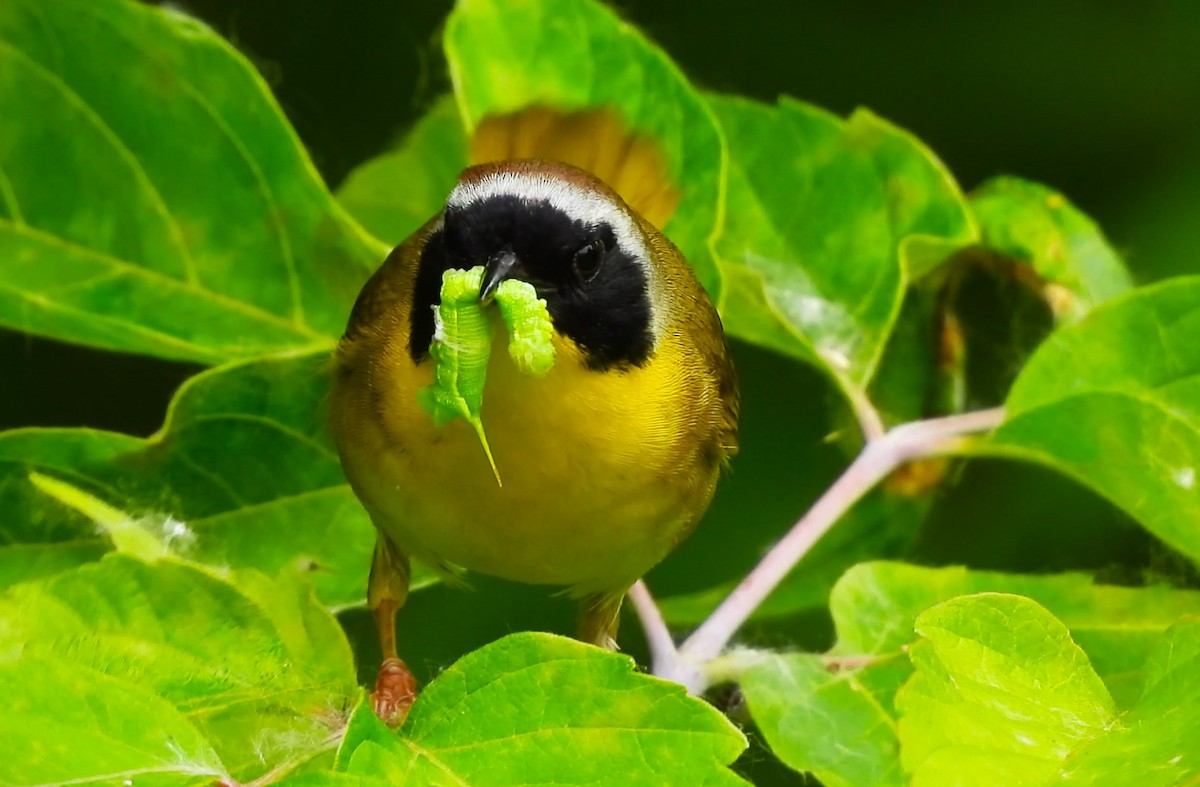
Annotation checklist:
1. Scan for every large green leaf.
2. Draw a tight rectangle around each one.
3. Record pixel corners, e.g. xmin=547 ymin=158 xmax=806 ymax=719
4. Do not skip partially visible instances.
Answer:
xmin=897 ymin=594 xmax=1117 ymax=784
xmin=0 ymin=0 xmax=383 ymax=363
xmin=0 ymin=656 xmax=225 ymax=787
xmin=283 ymin=775 xmax=388 ymax=787
xmin=713 ymin=95 xmax=976 ymax=397
xmin=444 ymin=0 xmax=725 ymax=295
xmin=970 ymin=176 xmax=1133 ymax=320
xmin=0 ymin=554 xmax=358 ymax=783
xmin=335 ymin=632 xmax=749 ymax=786
xmin=736 ymin=651 xmax=902 ymax=787
xmin=1061 ymin=619 xmax=1200 ymax=784
xmin=829 ymin=563 xmax=1200 ymax=706
xmin=5 ymin=552 xmax=749 ymax=786
xmin=0 ymin=352 xmax=390 ymax=607
xmin=898 ymin=595 xmax=1200 ymax=786
xmin=989 ymin=277 xmax=1200 ymax=564
xmin=336 ymin=95 xmax=467 ymax=246
xmin=848 ymin=109 xmax=979 ymax=283
xmin=733 ymin=562 xmax=1200 ymax=786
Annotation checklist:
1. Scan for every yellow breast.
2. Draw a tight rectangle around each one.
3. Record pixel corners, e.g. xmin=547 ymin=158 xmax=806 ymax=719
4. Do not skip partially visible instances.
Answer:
xmin=333 ymin=314 xmax=724 ymax=595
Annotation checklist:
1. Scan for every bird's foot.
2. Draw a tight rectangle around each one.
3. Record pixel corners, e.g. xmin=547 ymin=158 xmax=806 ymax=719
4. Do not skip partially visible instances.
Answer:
xmin=370 ymin=656 xmax=419 ymax=726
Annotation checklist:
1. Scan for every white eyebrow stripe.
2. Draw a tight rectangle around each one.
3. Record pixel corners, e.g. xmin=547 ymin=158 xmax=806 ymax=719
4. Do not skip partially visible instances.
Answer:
xmin=446 ymin=171 xmax=650 ymax=269
xmin=446 ymin=171 xmax=669 ymax=346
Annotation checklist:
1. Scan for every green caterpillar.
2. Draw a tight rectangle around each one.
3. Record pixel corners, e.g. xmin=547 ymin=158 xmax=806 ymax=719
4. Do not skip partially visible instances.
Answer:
xmin=417 ymin=267 xmax=557 ymax=485
xmin=494 ymin=278 xmax=556 ymax=378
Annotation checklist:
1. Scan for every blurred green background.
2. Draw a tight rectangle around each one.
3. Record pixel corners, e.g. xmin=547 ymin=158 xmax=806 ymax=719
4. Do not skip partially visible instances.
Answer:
xmin=7 ymin=3 xmax=1198 ymax=782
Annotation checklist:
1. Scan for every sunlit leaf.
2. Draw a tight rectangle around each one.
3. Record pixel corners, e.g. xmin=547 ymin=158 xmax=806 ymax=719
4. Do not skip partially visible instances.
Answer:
xmin=0 ymin=352 xmax=390 ymax=607
xmin=0 ymin=0 xmax=383 ymax=363
xmin=831 ymin=562 xmax=1200 ymax=707
xmin=0 ymin=555 xmax=356 ymax=781
xmin=282 ymin=774 xmax=389 ymax=787
xmin=337 ymin=633 xmax=749 ymax=786
xmin=898 ymin=596 xmax=1200 ymax=785
xmin=1060 ymin=619 xmax=1200 ymax=784
xmin=734 ymin=562 xmax=1200 ymax=786
xmin=736 ymin=651 xmax=902 ymax=787
xmin=713 ymin=96 xmax=975 ymax=404
xmin=989 ymin=277 xmax=1200 ymax=564
xmin=970 ymin=176 xmax=1133 ymax=320
xmin=847 ymin=109 xmax=978 ymax=281
xmin=897 ymin=594 xmax=1117 ymax=785
xmin=0 ymin=656 xmax=226 ymax=787
xmin=713 ymin=94 xmax=892 ymax=388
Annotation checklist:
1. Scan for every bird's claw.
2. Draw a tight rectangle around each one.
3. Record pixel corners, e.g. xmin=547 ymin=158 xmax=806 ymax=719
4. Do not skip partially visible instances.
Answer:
xmin=370 ymin=655 xmax=419 ymax=726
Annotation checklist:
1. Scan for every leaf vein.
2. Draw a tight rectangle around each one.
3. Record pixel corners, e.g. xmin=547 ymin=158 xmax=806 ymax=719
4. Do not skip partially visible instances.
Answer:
xmin=0 ymin=218 xmax=330 ymax=344
xmin=0 ymin=163 xmax=25 ymax=225
xmin=0 ymin=37 xmax=200 ymax=285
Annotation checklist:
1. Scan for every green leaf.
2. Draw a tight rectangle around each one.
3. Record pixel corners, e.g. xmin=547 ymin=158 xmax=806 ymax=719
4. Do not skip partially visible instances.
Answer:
xmin=713 ymin=95 xmax=976 ymax=398
xmin=0 ymin=0 xmax=384 ymax=363
xmin=0 ymin=554 xmax=357 ymax=781
xmin=28 ymin=471 xmax=170 ymax=560
xmin=0 ymin=352 xmax=392 ymax=606
xmin=333 ymin=693 xmax=398 ymax=772
xmin=898 ymin=596 xmax=1200 ymax=785
xmin=1060 ymin=619 xmax=1200 ymax=784
xmin=830 ymin=563 xmax=1200 ymax=707
xmin=897 ymin=593 xmax=1117 ymax=785
xmin=336 ymin=95 xmax=468 ymax=246
xmin=337 ymin=632 xmax=749 ymax=786
xmin=0 ymin=427 xmax=141 ymax=589
xmin=281 ymin=775 xmax=389 ymax=787
xmin=734 ymin=562 xmax=1200 ymax=786
xmin=846 ymin=109 xmax=979 ymax=281
xmin=713 ymin=94 xmax=891 ymax=387
xmin=444 ymin=0 xmax=725 ymax=295
xmin=0 ymin=431 xmax=132 ymax=588
xmin=735 ymin=652 xmax=902 ymax=787
xmin=0 ymin=656 xmax=225 ymax=787
xmin=970 ymin=176 xmax=1133 ymax=320
xmin=990 ymin=277 xmax=1200 ymax=565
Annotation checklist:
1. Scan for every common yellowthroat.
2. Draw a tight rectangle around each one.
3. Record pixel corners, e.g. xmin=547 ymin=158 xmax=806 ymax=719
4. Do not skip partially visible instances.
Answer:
xmin=330 ymin=158 xmax=739 ymax=720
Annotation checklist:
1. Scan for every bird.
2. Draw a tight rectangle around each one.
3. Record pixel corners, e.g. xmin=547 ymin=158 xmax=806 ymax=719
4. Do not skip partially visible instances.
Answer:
xmin=329 ymin=156 xmax=739 ymax=722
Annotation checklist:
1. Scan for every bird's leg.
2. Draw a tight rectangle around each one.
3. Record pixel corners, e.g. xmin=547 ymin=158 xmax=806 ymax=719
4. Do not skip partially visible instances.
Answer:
xmin=368 ymin=534 xmax=417 ymax=725
xmin=577 ymin=591 xmax=627 ymax=651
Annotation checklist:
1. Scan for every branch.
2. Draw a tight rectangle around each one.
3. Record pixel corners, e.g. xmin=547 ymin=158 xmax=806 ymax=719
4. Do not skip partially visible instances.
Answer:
xmin=628 ymin=580 xmax=676 ymax=672
xmin=845 ymin=386 xmax=886 ymax=443
xmin=643 ymin=407 xmax=1005 ymax=693
xmin=629 ymin=580 xmax=709 ymax=690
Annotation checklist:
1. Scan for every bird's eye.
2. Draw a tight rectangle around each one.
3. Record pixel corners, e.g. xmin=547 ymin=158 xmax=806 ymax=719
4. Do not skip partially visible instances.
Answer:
xmin=572 ymin=239 xmax=604 ymax=282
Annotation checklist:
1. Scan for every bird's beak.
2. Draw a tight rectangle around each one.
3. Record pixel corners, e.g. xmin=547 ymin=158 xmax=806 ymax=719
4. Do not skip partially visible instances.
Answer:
xmin=479 ymin=250 xmax=519 ymax=305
